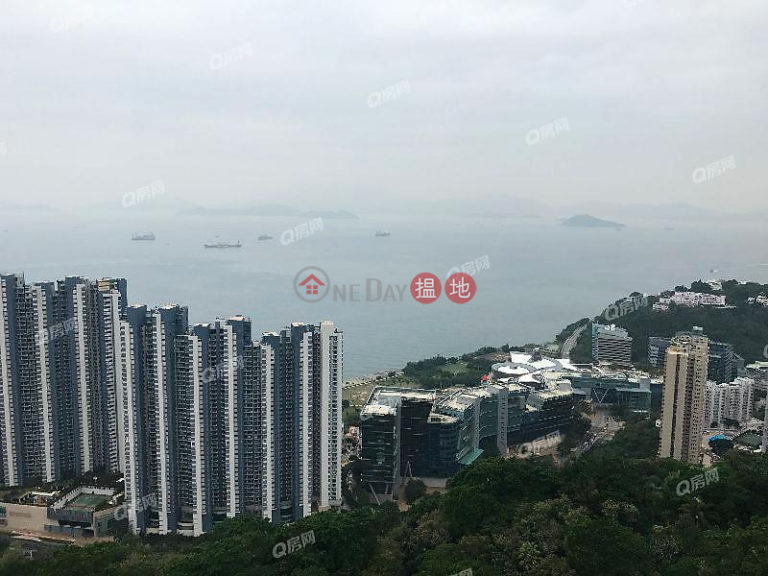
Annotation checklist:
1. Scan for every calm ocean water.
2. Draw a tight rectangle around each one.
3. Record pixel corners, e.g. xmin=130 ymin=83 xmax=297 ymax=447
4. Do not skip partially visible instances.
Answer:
xmin=3 ymin=209 xmax=768 ymax=378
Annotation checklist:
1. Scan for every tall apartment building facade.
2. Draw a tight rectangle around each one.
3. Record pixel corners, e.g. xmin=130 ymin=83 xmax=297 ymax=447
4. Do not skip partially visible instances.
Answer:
xmin=0 ymin=274 xmax=126 ymax=487
xmin=260 ymin=322 xmax=343 ymax=525
xmin=659 ymin=329 xmax=709 ymax=464
xmin=1 ymin=273 xmax=343 ymax=536
xmin=123 ymin=317 xmax=343 ymax=535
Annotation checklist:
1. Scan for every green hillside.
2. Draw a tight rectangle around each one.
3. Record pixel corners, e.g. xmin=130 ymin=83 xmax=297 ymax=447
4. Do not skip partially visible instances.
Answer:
xmin=570 ymin=279 xmax=768 ymax=365
xmin=4 ymin=420 xmax=768 ymax=575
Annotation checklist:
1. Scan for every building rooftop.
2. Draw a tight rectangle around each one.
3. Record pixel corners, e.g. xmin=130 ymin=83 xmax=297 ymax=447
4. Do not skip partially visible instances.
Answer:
xmin=594 ymin=324 xmax=630 ymax=337
xmin=434 ymin=392 xmax=478 ymax=413
xmin=361 ymin=404 xmax=397 ymax=418
xmin=368 ymin=386 xmax=436 ymax=406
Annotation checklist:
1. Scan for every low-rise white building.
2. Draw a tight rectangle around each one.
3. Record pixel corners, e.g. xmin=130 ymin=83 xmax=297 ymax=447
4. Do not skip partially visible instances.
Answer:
xmin=655 ymin=291 xmax=726 ymax=311
xmin=703 ymin=377 xmax=754 ymax=427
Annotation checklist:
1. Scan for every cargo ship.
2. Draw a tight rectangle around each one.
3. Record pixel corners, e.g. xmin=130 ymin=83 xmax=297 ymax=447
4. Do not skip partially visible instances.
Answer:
xmin=204 ymin=241 xmax=242 ymax=249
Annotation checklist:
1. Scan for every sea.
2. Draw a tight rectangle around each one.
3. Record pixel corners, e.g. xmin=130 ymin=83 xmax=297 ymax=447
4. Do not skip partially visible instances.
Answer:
xmin=2 ymin=209 xmax=768 ymax=379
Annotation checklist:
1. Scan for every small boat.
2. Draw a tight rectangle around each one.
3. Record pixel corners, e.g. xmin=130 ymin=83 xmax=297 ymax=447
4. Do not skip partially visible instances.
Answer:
xmin=374 ymin=231 xmax=391 ymax=237
xmin=132 ymin=233 xmax=156 ymax=241
xmin=204 ymin=241 xmax=242 ymax=249
xmin=258 ymin=234 xmax=273 ymax=241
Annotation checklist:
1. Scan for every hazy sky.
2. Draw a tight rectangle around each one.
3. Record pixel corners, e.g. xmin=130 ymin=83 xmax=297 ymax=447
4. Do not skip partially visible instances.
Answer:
xmin=0 ymin=0 xmax=766 ymax=212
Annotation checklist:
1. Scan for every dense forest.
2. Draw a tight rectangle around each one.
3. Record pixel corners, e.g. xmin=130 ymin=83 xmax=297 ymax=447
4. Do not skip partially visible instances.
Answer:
xmin=4 ymin=419 xmax=768 ymax=575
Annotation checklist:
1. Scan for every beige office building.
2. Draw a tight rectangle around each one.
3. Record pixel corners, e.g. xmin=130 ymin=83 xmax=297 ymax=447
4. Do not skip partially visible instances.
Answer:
xmin=659 ymin=329 xmax=709 ymax=464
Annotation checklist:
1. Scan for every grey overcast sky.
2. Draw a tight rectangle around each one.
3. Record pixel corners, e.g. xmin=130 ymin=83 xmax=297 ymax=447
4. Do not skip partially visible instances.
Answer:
xmin=0 ymin=0 xmax=766 ymax=212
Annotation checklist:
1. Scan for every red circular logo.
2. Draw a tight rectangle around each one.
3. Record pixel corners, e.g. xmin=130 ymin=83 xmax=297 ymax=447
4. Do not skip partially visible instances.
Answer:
xmin=410 ymin=273 xmax=442 ymax=304
xmin=445 ymin=272 xmax=476 ymax=303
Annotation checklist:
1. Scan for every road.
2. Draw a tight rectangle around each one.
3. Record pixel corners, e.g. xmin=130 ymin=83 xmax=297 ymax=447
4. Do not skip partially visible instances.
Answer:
xmin=561 ymin=324 xmax=587 ymax=358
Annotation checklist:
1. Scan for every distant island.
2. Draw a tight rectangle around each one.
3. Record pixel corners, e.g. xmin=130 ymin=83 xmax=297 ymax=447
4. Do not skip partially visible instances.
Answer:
xmin=180 ymin=204 xmax=358 ymax=219
xmin=561 ymin=214 xmax=626 ymax=229
xmin=304 ymin=209 xmax=358 ymax=220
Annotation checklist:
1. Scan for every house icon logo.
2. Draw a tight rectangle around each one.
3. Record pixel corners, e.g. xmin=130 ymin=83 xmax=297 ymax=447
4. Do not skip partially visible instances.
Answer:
xmin=294 ymin=266 xmax=330 ymax=302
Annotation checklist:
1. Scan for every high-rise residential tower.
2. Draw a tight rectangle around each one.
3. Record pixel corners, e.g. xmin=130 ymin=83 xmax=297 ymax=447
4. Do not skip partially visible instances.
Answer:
xmin=659 ymin=328 xmax=709 ymax=464
xmin=193 ymin=317 xmax=249 ymax=521
xmin=261 ymin=322 xmax=343 ymax=524
xmin=0 ymin=274 xmax=126 ymax=486
xmin=2 ymin=274 xmax=343 ymax=536
xmin=174 ymin=333 xmax=210 ymax=536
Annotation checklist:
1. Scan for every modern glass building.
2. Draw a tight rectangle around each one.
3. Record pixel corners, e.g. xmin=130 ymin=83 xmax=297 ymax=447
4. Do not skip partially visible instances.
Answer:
xmin=569 ymin=373 xmax=652 ymax=413
xmin=360 ymin=403 xmax=400 ymax=496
